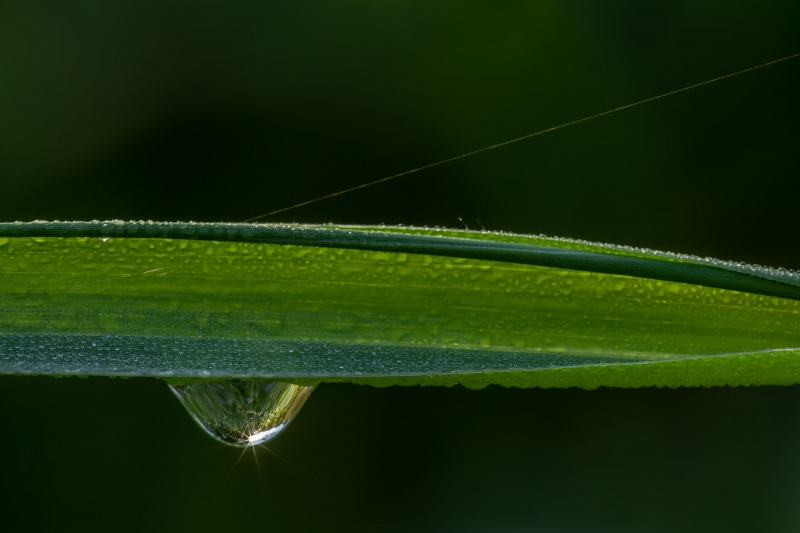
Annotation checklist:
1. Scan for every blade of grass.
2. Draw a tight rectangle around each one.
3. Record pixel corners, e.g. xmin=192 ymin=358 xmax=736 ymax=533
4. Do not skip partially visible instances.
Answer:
xmin=0 ymin=221 xmax=798 ymax=388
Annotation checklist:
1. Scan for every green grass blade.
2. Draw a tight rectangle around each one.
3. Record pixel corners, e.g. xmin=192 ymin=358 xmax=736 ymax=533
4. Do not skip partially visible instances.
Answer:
xmin=0 ymin=221 xmax=798 ymax=388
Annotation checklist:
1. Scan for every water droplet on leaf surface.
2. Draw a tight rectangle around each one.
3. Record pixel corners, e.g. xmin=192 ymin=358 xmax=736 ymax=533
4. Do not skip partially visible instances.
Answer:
xmin=170 ymin=380 xmax=314 ymax=446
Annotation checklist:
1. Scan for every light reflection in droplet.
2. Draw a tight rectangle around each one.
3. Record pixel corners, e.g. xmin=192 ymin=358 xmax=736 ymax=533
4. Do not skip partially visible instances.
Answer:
xmin=169 ymin=380 xmax=314 ymax=447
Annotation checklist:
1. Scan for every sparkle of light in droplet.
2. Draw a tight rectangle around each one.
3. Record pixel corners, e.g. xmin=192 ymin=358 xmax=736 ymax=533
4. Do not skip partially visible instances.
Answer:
xmin=169 ymin=380 xmax=314 ymax=447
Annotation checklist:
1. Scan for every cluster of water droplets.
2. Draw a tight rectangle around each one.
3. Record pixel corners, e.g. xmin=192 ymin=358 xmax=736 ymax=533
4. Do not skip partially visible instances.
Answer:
xmin=318 ymin=223 xmax=800 ymax=284
xmin=170 ymin=380 xmax=314 ymax=446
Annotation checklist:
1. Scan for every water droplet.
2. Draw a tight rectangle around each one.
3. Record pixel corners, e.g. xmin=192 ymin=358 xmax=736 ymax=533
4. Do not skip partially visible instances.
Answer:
xmin=169 ymin=380 xmax=313 ymax=446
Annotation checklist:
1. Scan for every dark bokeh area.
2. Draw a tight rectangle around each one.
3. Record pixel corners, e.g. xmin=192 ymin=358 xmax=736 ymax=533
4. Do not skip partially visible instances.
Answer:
xmin=1 ymin=1 xmax=800 ymax=531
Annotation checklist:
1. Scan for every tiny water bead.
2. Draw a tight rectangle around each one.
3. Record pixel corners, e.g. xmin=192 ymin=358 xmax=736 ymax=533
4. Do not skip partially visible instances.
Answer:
xmin=169 ymin=380 xmax=314 ymax=446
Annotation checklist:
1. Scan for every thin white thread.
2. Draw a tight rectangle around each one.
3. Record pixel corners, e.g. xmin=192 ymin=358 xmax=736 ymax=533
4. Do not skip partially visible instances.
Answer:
xmin=247 ymin=52 xmax=800 ymax=222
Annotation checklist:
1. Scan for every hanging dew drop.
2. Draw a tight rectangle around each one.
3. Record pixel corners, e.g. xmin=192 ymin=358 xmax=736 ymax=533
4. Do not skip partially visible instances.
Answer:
xmin=169 ymin=380 xmax=314 ymax=446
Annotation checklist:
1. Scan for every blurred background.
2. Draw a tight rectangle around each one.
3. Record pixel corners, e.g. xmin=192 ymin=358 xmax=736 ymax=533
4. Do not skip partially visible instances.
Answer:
xmin=1 ymin=1 xmax=799 ymax=531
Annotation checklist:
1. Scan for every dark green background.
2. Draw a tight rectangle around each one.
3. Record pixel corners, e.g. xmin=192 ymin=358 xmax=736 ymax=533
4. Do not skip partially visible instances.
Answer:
xmin=2 ymin=1 xmax=799 ymax=531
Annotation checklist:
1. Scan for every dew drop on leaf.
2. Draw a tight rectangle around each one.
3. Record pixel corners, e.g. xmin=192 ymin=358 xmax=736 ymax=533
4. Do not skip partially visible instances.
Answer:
xmin=169 ymin=380 xmax=314 ymax=446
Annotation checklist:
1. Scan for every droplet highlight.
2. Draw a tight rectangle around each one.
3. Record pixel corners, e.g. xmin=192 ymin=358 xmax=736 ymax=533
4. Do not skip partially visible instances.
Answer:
xmin=169 ymin=380 xmax=314 ymax=446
